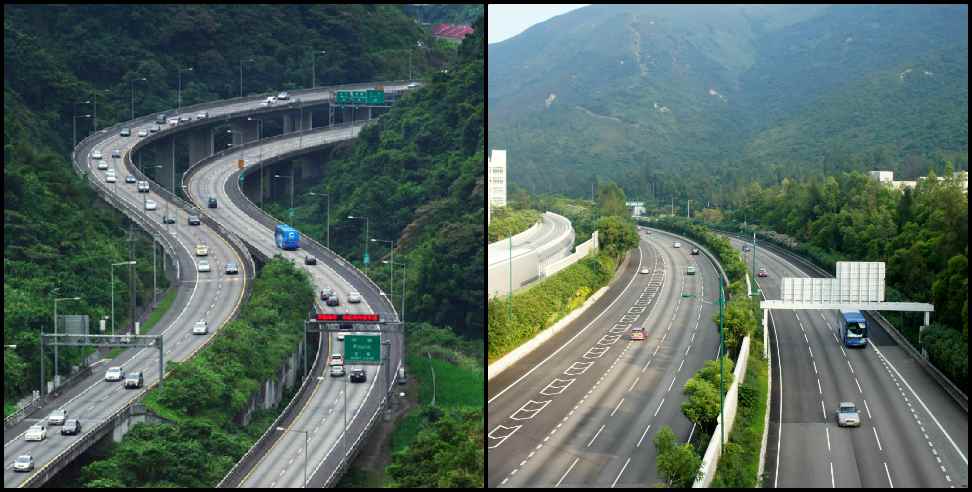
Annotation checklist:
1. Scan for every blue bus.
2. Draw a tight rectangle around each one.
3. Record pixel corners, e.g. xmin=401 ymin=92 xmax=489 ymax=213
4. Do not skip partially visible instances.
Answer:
xmin=275 ymin=224 xmax=300 ymax=250
xmin=838 ymin=309 xmax=868 ymax=347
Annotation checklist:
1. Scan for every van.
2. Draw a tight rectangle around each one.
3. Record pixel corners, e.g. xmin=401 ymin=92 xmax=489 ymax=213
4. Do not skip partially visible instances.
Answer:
xmin=397 ymin=367 xmax=406 ymax=385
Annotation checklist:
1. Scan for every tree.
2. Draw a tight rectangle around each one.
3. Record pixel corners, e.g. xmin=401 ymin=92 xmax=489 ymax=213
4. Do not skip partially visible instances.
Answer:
xmin=654 ymin=426 xmax=703 ymax=487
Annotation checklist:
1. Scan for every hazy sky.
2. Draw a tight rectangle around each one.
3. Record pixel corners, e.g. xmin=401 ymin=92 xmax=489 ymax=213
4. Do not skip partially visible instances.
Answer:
xmin=488 ymin=4 xmax=589 ymax=44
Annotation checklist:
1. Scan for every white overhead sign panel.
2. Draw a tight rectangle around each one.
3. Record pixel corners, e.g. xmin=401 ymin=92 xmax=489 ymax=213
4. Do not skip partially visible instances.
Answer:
xmin=836 ymin=261 xmax=884 ymax=302
xmin=781 ymin=261 xmax=885 ymax=303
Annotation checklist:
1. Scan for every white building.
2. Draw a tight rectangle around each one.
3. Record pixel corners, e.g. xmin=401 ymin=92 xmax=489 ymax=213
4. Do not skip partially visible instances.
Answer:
xmin=869 ymin=171 xmax=894 ymax=185
xmin=626 ymin=201 xmax=645 ymax=217
xmin=871 ymin=169 xmax=967 ymax=193
xmin=488 ymin=149 xmax=507 ymax=225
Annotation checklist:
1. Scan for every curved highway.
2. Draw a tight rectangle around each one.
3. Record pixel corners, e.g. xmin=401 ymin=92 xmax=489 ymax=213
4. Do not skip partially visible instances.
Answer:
xmin=731 ymin=236 xmax=968 ymax=488
xmin=4 ymin=81 xmax=413 ymax=487
xmin=487 ymin=211 xmax=573 ymax=297
xmin=487 ymin=226 xmax=723 ymax=487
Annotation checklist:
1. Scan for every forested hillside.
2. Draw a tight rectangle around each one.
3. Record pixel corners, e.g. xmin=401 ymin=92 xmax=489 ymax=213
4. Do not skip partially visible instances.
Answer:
xmin=487 ymin=4 xmax=968 ymax=202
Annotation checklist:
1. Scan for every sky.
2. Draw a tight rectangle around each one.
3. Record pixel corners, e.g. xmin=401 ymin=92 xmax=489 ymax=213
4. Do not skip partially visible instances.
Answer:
xmin=487 ymin=4 xmax=589 ymax=44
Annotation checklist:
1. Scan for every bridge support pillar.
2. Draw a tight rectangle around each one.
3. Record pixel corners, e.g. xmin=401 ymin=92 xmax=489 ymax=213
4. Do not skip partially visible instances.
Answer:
xmin=187 ymin=129 xmax=213 ymax=168
xmin=229 ymin=120 xmax=259 ymax=147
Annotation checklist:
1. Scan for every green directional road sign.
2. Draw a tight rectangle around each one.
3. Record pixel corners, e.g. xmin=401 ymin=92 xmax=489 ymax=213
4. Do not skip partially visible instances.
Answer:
xmin=336 ymin=91 xmax=351 ymax=104
xmin=365 ymin=89 xmax=385 ymax=105
xmin=351 ymin=90 xmax=368 ymax=104
xmin=345 ymin=334 xmax=380 ymax=363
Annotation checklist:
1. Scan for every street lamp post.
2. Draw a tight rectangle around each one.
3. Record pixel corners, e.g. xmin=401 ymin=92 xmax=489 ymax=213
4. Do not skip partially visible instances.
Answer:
xmin=130 ymin=77 xmax=147 ymax=120
xmin=347 ymin=215 xmax=369 ymax=275
xmin=178 ymin=67 xmax=193 ymax=114
xmin=312 ymin=49 xmax=326 ymax=88
xmin=308 ymin=192 xmax=330 ymax=249
xmin=110 ymin=261 xmax=136 ymax=336
xmin=370 ymin=238 xmax=394 ymax=297
xmin=240 ymin=58 xmax=255 ymax=98
xmin=73 ymin=113 xmax=92 ymax=149
xmin=92 ymin=89 xmax=110 ymax=131
xmin=275 ymin=427 xmax=309 ymax=488
xmin=273 ymin=172 xmax=295 ymax=221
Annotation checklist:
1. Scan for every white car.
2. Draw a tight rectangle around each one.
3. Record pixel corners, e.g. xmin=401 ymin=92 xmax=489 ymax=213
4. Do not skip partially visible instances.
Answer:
xmin=330 ymin=364 xmax=345 ymax=377
xmin=407 ymin=82 xmax=419 ymax=88
xmin=640 ymin=268 xmax=650 ymax=274
xmin=111 ymin=149 xmax=122 ymax=158
xmin=91 ymin=150 xmax=103 ymax=160
xmin=105 ymin=366 xmax=124 ymax=381
xmin=137 ymin=181 xmax=150 ymax=193
xmin=673 ymin=242 xmax=681 ymax=248
xmin=168 ymin=118 xmax=179 ymax=126
xmin=144 ymin=199 xmax=157 ymax=210
xmin=195 ymin=244 xmax=209 ymax=256
xmin=197 ymin=259 xmax=210 ymax=272
xmin=25 ymin=424 xmax=46 ymax=442
xmin=193 ymin=320 xmax=208 ymax=335
xmin=106 ymin=174 xmax=117 ymax=183
xmin=277 ymin=91 xmax=289 ymax=100
xmin=348 ymin=291 xmax=362 ymax=303
xmin=195 ymin=112 xmax=209 ymax=120
xmin=137 ymin=129 xmax=148 ymax=137
xmin=329 ymin=353 xmax=343 ymax=366
xmin=97 ymin=161 xmax=109 ymax=170
xmin=337 ymin=333 xmax=345 ymax=341
xmin=13 ymin=455 xmax=33 ymax=472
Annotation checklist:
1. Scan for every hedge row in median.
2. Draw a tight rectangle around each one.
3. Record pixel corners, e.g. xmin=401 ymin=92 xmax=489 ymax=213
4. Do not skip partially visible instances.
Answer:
xmin=487 ymin=253 xmax=617 ymax=363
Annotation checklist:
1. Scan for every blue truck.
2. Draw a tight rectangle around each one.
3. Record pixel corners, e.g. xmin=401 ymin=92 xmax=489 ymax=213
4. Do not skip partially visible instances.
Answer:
xmin=275 ymin=224 xmax=300 ymax=250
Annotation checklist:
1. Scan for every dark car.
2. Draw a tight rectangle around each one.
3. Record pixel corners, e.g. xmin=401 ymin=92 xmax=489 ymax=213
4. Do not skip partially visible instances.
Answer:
xmin=208 ymin=197 xmax=217 ymax=208
xmin=349 ymin=368 xmax=367 ymax=383
xmin=125 ymin=175 xmax=137 ymax=184
xmin=326 ymin=295 xmax=339 ymax=306
xmin=225 ymin=261 xmax=239 ymax=275
xmin=124 ymin=371 xmax=143 ymax=389
xmin=187 ymin=214 xmax=201 ymax=225
xmin=339 ymin=322 xmax=353 ymax=331
xmin=305 ymin=255 xmax=317 ymax=265
xmin=60 ymin=419 xmax=81 ymax=436
xmin=162 ymin=215 xmax=176 ymax=224
xmin=742 ymin=245 xmax=751 ymax=252
xmin=690 ymin=248 xmax=700 ymax=255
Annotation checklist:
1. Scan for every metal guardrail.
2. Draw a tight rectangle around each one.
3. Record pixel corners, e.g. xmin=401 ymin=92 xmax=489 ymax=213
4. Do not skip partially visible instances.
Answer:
xmin=714 ymin=227 xmax=967 ymax=412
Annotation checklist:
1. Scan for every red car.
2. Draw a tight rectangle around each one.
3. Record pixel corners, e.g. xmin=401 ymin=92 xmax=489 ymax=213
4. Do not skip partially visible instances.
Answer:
xmin=757 ymin=268 xmax=768 ymax=278
xmin=630 ymin=328 xmax=646 ymax=341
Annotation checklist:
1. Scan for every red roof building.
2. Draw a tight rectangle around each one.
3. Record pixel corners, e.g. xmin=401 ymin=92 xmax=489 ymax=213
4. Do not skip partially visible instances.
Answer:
xmin=431 ymin=23 xmax=474 ymax=40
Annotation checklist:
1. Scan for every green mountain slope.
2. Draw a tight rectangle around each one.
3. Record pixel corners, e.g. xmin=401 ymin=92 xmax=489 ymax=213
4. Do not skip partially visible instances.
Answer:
xmin=487 ymin=4 xmax=968 ymax=200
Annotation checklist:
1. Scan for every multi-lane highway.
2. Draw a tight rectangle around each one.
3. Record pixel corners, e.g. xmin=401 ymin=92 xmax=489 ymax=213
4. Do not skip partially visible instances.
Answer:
xmin=4 ymin=82 xmax=412 ymax=487
xmin=487 ymin=226 xmax=724 ymax=487
xmin=487 ymin=211 xmax=573 ymax=297
xmin=735 ymin=236 xmax=969 ymax=488
xmin=185 ymin=121 xmax=402 ymax=487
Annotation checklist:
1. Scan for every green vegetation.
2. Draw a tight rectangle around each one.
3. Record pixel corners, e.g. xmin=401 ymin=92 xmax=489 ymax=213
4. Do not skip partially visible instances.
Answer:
xmin=382 ymin=323 xmax=483 ymax=488
xmin=488 ymin=5 xmax=967 ymax=205
xmin=710 ymin=349 xmax=769 ymax=487
xmin=487 ymin=207 xmax=542 ymax=242
xmin=76 ymin=257 xmax=312 ymax=487
xmin=488 ymin=253 xmax=617 ymax=362
xmin=402 ymin=4 xmax=484 ymax=25
xmin=653 ymin=426 xmax=703 ymax=487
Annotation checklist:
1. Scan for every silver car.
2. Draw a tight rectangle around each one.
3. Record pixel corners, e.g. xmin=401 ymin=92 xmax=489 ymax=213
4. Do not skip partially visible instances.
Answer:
xmin=330 ymin=364 xmax=345 ymax=377
xmin=47 ymin=408 xmax=67 ymax=426
xmin=197 ymin=259 xmax=210 ymax=272
xmin=836 ymin=402 xmax=861 ymax=427
xmin=348 ymin=291 xmax=362 ymax=303
xmin=13 ymin=455 xmax=33 ymax=472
